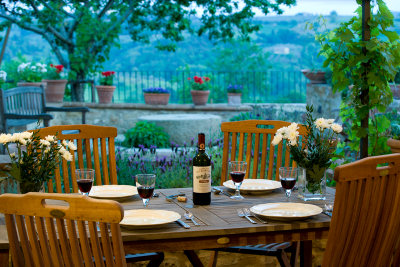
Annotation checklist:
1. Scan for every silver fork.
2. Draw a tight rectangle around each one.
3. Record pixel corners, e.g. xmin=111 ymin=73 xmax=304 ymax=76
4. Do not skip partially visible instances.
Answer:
xmin=243 ymin=208 xmax=268 ymax=224
xmin=237 ymin=209 xmax=256 ymax=224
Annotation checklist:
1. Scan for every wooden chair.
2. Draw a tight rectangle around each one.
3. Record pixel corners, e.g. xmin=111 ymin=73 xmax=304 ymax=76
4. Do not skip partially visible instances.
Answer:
xmin=0 ymin=86 xmax=89 ymax=133
xmin=0 ymin=192 xmax=127 ymax=266
xmin=35 ymin=124 xmax=118 ymax=193
xmin=35 ymin=125 xmax=165 ymax=265
xmin=322 ymin=153 xmax=400 ymax=267
xmin=211 ymin=120 xmax=308 ymax=267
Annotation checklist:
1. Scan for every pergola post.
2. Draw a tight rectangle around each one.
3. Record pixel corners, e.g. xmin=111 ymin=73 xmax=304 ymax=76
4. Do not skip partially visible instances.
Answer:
xmin=360 ymin=0 xmax=371 ymax=159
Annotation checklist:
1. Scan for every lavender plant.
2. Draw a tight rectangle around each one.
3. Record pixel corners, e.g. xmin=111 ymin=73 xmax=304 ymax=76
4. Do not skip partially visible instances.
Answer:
xmin=116 ymin=137 xmax=223 ymax=189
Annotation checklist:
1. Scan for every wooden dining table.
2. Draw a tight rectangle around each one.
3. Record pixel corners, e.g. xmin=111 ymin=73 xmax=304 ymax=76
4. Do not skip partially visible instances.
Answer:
xmin=0 ymin=186 xmax=334 ymax=267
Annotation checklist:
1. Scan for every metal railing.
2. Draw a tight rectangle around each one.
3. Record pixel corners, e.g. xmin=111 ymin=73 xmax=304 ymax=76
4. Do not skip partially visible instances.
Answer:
xmin=83 ymin=70 xmax=308 ymax=104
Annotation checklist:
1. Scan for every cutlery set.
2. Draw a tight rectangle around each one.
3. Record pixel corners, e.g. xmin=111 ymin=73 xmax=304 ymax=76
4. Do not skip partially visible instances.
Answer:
xmin=237 ymin=208 xmax=268 ymax=224
xmin=176 ymin=211 xmax=201 ymax=228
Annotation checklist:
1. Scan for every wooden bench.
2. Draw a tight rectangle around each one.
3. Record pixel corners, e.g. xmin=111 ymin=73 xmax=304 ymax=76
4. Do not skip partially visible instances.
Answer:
xmin=0 ymin=86 xmax=89 ymax=133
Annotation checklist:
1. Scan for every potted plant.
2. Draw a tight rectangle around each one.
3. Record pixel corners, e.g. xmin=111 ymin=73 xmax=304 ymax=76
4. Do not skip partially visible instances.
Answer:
xmin=227 ymin=84 xmax=243 ymax=105
xmin=271 ymin=105 xmax=342 ymax=200
xmin=17 ymin=62 xmax=47 ymax=87
xmin=0 ymin=130 xmax=75 ymax=193
xmin=0 ymin=70 xmax=6 ymax=89
xmin=188 ymin=75 xmax=211 ymax=105
xmin=42 ymin=64 xmax=68 ymax=103
xmin=96 ymin=71 xmax=116 ymax=104
xmin=143 ymin=87 xmax=170 ymax=105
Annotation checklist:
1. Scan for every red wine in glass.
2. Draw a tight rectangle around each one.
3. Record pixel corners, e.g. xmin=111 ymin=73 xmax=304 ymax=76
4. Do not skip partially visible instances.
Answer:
xmin=230 ymin=171 xmax=245 ymax=183
xmin=137 ymin=186 xmax=155 ymax=199
xmin=77 ymin=179 xmax=93 ymax=193
xmin=280 ymin=178 xmax=296 ymax=190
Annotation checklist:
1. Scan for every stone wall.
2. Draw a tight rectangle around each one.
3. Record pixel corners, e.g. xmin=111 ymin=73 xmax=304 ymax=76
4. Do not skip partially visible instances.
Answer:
xmin=306 ymin=83 xmax=341 ymax=121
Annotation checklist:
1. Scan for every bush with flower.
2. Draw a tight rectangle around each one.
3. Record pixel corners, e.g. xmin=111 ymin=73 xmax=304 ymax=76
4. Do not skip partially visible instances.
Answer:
xmin=187 ymin=75 xmax=211 ymax=91
xmin=99 ymin=71 xmax=116 ymax=86
xmin=143 ymin=87 xmax=170 ymax=94
xmin=227 ymin=84 xmax=243 ymax=94
xmin=45 ymin=64 xmax=64 ymax=80
xmin=0 ymin=130 xmax=76 ymax=193
xmin=0 ymin=70 xmax=6 ymax=87
xmin=17 ymin=62 xmax=47 ymax=82
xmin=271 ymin=105 xmax=342 ymax=193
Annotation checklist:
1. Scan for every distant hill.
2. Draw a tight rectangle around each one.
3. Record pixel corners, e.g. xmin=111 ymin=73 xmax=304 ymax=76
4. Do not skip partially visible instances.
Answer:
xmin=1 ymin=13 xmax=399 ymax=72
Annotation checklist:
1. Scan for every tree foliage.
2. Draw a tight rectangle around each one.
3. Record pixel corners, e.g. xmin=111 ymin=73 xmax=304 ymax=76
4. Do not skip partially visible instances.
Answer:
xmin=0 ymin=0 xmax=296 ymax=100
xmin=313 ymin=0 xmax=400 ymax=158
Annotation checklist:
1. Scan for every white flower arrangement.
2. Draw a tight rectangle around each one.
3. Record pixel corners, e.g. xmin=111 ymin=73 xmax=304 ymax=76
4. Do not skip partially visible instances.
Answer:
xmin=0 ymin=130 xmax=76 ymax=193
xmin=17 ymin=62 xmax=47 ymax=82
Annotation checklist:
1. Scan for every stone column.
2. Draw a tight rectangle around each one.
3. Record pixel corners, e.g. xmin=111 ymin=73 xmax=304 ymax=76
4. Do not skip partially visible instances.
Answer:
xmin=306 ymin=83 xmax=341 ymax=121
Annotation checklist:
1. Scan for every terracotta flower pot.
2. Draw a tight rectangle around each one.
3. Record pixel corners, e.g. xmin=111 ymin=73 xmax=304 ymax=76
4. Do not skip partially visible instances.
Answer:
xmin=301 ymin=69 xmax=327 ymax=84
xmin=96 ymin=85 xmax=116 ymax=104
xmin=190 ymin=90 xmax=210 ymax=105
xmin=144 ymin=93 xmax=170 ymax=105
xmin=387 ymin=138 xmax=400 ymax=153
xmin=227 ymin=93 xmax=242 ymax=105
xmin=42 ymin=79 xmax=68 ymax=103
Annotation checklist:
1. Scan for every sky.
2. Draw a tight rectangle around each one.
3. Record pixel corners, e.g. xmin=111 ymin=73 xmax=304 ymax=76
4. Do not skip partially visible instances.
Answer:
xmin=268 ymin=0 xmax=400 ymax=16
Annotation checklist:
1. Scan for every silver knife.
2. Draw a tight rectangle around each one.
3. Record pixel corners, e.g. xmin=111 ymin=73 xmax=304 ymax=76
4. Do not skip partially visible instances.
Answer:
xmin=176 ymin=219 xmax=191 ymax=229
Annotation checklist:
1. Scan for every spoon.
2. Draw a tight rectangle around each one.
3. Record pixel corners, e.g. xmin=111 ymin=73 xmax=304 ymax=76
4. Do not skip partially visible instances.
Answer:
xmin=184 ymin=211 xmax=200 ymax=226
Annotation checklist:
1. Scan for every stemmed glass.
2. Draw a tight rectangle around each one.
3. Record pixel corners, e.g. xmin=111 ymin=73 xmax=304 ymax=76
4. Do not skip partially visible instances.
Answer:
xmin=229 ymin=161 xmax=247 ymax=200
xmin=136 ymin=174 xmax=156 ymax=207
xmin=75 ymin=169 xmax=94 ymax=196
xmin=279 ymin=167 xmax=299 ymax=201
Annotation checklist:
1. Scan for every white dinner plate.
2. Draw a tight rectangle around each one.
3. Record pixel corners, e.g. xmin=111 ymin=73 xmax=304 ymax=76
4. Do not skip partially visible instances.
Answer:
xmin=89 ymin=185 xmax=138 ymax=200
xmin=223 ymin=179 xmax=281 ymax=194
xmin=250 ymin=202 xmax=323 ymax=221
xmin=120 ymin=209 xmax=181 ymax=229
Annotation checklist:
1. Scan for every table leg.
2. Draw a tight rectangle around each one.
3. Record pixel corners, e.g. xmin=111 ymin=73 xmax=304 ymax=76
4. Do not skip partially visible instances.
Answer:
xmin=300 ymin=240 xmax=312 ymax=267
xmin=184 ymin=250 xmax=204 ymax=267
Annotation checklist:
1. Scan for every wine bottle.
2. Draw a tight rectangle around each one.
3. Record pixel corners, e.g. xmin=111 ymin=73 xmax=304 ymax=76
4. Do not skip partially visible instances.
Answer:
xmin=193 ymin=133 xmax=211 ymax=205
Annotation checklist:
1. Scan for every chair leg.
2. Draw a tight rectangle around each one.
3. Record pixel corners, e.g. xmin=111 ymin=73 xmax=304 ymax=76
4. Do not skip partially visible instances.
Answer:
xmin=184 ymin=250 xmax=204 ymax=267
xmin=207 ymin=251 xmax=218 ymax=267
xmin=147 ymin=252 xmax=164 ymax=267
xmin=276 ymin=250 xmax=291 ymax=267
xmin=290 ymin=242 xmax=300 ymax=267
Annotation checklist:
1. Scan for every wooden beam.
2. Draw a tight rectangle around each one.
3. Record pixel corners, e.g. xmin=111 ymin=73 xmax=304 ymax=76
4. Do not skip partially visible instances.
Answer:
xmin=360 ymin=0 xmax=371 ymax=159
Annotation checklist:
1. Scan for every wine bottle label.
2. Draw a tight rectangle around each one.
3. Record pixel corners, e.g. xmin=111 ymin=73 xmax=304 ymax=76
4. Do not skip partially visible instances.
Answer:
xmin=193 ymin=166 xmax=211 ymax=193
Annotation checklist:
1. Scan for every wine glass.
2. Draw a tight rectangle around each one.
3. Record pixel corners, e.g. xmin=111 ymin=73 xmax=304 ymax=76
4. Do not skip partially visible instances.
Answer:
xmin=229 ymin=161 xmax=247 ymax=200
xmin=136 ymin=174 xmax=156 ymax=207
xmin=75 ymin=169 xmax=94 ymax=196
xmin=279 ymin=167 xmax=299 ymax=201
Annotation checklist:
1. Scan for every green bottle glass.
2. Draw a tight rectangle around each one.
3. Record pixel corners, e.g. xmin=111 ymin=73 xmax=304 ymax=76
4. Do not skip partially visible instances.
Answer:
xmin=192 ymin=133 xmax=211 ymax=205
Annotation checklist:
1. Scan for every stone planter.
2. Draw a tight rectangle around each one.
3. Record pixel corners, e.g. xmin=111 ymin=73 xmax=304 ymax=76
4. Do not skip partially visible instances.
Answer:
xmin=144 ymin=93 xmax=170 ymax=105
xmin=227 ymin=93 xmax=242 ymax=105
xmin=301 ymin=69 xmax=327 ymax=84
xmin=42 ymin=79 xmax=68 ymax=103
xmin=390 ymin=84 xmax=400 ymax=99
xmin=190 ymin=90 xmax=210 ymax=105
xmin=96 ymin=85 xmax=116 ymax=104
xmin=17 ymin=81 xmax=46 ymax=88
xmin=387 ymin=138 xmax=400 ymax=153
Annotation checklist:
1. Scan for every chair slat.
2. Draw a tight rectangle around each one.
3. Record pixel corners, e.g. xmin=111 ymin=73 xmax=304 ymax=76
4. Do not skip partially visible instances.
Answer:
xmin=62 ymin=158 xmax=70 ymax=193
xmin=26 ymin=216 xmax=44 ymax=266
xmin=85 ymin=139 xmax=92 ymax=169
xmin=77 ymin=220 xmax=95 ymax=267
xmin=260 ymin=133 xmax=268 ymax=179
xmin=238 ymin=133 xmax=245 ymax=161
xmin=88 ymin=221 xmax=105 ymax=267
xmin=230 ymin=132 xmax=237 ymax=162
xmin=252 ymin=133 xmax=260 ymax=179
xmin=35 ymin=217 xmax=54 ymax=266
xmin=101 ymin=138 xmax=110 ymax=185
xmin=66 ymin=220 xmax=85 ymax=267
xmin=77 ymin=139 xmax=84 ymax=168
xmin=92 ymin=138 xmax=102 ymax=185
xmin=100 ymin=222 xmax=114 ymax=266
xmin=6 ymin=215 xmax=26 ymax=267
xmin=56 ymin=218 xmax=74 ymax=266
xmin=45 ymin=217 xmax=64 ymax=266
xmin=245 ymin=133 xmax=252 ymax=178
xmin=108 ymin=137 xmax=118 ymax=184
xmin=221 ymin=132 xmax=230 ymax=183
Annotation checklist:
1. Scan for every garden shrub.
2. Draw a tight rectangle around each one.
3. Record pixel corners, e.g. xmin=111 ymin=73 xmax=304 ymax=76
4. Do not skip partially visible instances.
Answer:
xmin=122 ymin=121 xmax=170 ymax=148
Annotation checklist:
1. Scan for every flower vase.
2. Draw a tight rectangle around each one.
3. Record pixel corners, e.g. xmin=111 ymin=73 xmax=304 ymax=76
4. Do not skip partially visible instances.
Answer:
xmin=17 ymin=180 xmax=45 ymax=194
xmin=298 ymin=167 xmax=326 ymax=201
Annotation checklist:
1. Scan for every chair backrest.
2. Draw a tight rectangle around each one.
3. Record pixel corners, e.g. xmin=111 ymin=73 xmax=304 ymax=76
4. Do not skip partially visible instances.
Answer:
xmin=0 ymin=86 xmax=46 ymax=116
xmin=0 ymin=192 xmax=126 ymax=267
xmin=220 ymin=120 xmax=307 ymax=183
xmin=323 ymin=154 xmax=400 ymax=267
xmin=35 ymin=124 xmax=118 ymax=193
